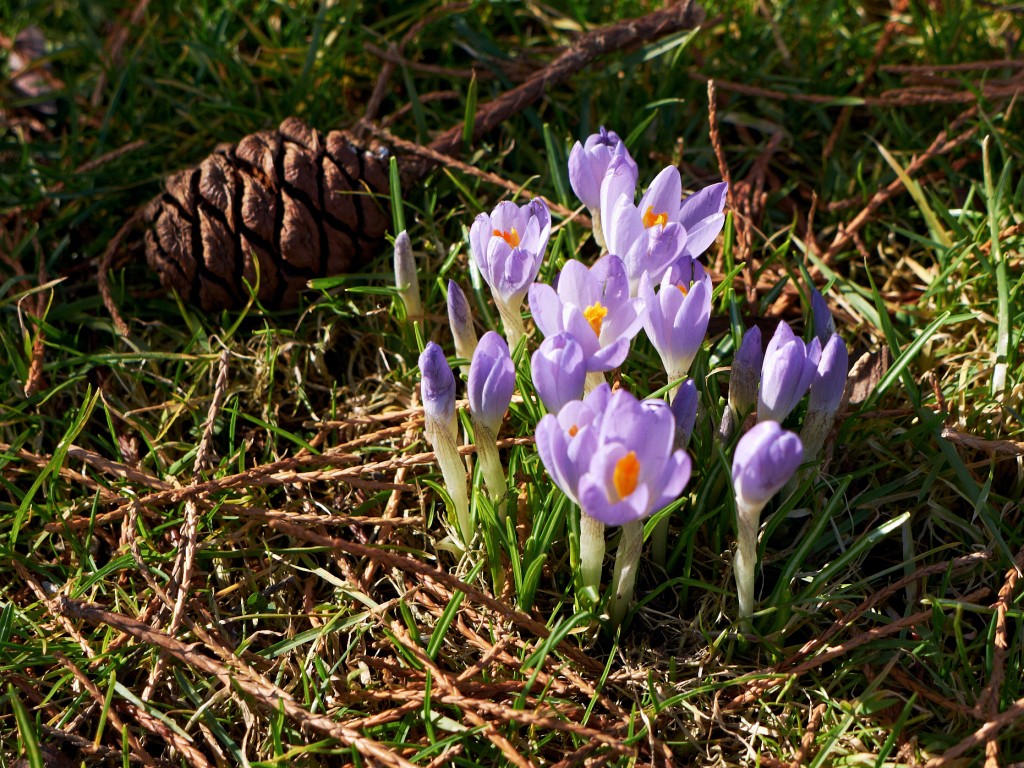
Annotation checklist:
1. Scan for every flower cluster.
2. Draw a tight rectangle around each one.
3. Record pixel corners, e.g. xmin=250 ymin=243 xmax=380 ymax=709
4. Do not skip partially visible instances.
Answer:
xmin=407 ymin=126 xmax=848 ymax=631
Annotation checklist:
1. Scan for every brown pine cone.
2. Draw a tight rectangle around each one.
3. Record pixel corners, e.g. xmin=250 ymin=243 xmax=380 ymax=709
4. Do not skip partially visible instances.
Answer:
xmin=144 ymin=117 xmax=392 ymax=311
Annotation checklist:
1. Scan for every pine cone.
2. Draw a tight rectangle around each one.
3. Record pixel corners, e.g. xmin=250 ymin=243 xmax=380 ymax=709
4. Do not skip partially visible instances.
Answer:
xmin=144 ymin=117 xmax=392 ymax=311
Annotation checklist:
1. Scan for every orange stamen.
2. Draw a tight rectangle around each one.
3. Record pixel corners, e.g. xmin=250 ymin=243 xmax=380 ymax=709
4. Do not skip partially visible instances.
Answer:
xmin=642 ymin=206 xmax=668 ymax=229
xmin=568 ymin=425 xmax=579 ymax=437
xmin=612 ymin=451 xmax=640 ymax=499
xmin=677 ymin=283 xmax=689 ymax=296
xmin=492 ymin=227 xmax=520 ymax=247
xmin=583 ymin=302 xmax=608 ymax=338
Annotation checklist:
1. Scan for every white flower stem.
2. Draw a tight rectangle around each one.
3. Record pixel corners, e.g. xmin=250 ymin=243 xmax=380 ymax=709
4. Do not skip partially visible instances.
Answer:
xmin=734 ymin=499 xmax=764 ymax=632
xmin=578 ymin=510 xmax=605 ymax=609
xmin=425 ymin=416 xmax=472 ymax=547
xmin=472 ymin=419 xmax=507 ymax=522
xmin=496 ymin=300 xmax=526 ymax=351
xmin=609 ymin=520 xmax=643 ymax=626
xmin=584 ymin=371 xmax=606 ymax=394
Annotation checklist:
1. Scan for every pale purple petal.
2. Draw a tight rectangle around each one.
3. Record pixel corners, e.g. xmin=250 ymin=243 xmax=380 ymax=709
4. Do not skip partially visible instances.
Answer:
xmin=732 ymin=421 xmax=803 ymax=509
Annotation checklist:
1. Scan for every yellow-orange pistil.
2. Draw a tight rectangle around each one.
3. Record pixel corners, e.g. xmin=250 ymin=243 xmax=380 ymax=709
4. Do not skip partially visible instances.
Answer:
xmin=613 ymin=451 xmax=641 ymax=500
xmin=492 ymin=227 xmax=520 ymax=248
xmin=677 ymin=283 xmax=690 ymax=296
xmin=583 ymin=302 xmax=608 ymax=338
xmin=642 ymin=206 xmax=669 ymax=229
xmin=568 ymin=425 xmax=579 ymax=437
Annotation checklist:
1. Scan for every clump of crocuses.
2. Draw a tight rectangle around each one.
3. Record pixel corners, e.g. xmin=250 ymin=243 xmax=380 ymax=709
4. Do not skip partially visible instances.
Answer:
xmin=404 ymin=124 xmax=857 ymax=638
xmin=536 ymin=385 xmax=692 ymax=623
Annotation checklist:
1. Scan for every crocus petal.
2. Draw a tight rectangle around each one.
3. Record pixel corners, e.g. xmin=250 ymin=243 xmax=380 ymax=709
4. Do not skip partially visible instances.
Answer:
xmin=532 ymin=333 xmax=586 ymax=414
xmin=638 ymin=165 xmax=683 ymax=223
xmin=419 ymin=342 xmax=456 ymax=424
xmin=808 ymin=333 xmax=848 ymax=415
xmin=468 ymin=331 xmax=515 ymax=433
xmin=732 ymin=421 xmax=804 ymax=509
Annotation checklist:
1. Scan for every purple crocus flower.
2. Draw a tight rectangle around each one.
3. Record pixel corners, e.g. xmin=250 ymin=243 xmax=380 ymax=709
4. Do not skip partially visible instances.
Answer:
xmin=419 ymin=342 xmax=456 ymax=426
xmin=535 ymin=383 xmax=613 ymax=505
xmin=732 ymin=421 xmax=804 ymax=510
xmin=675 ymin=180 xmax=729 ymax=260
xmin=468 ymin=331 xmax=515 ymax=434
xmin=528 ymin=255 xmax=642 ymax=372
xmin=808 ymin=334 xmax=848 ymax=417
xmin=800 ymin=332 xmax=849 ymax=463
xmin=419 ymin=342 xmax=471 ymax=542
xmin=470 ymin=199 xmax=551 ymax=344
xmin=447 ymin=280 xmax=478 ymax=370
xmin=575 ymin=388 xmax=692 ymax=527
xmin=639 ymin=256 xmax=713 ymax=381
xmin=730 ymin=325 xmax=763 ymax=418
xmin=671 ymin=378 xmax=699 ymax=450
xmin=636 ymin=167 xmax=729 ymax=258
xmin=532 ymin=332 xmax=586 ymax=414
xmin=732 ymin=420 xmax=803 ymax=626
xmin=757 ymin=321 xmax=822 ymax=424
xmin=600 ymin=181 xmax=687 ymax=294
xmin=810 ymin=287 xmax=836 ymax=345
xmin=568 ymin=128 xmax=638 ymax=211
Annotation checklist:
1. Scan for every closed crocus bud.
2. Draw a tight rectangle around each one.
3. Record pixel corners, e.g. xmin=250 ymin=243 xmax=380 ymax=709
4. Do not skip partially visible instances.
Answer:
xmin=757 ymin=322 xmax=821 ymax=424
xmin=731 ymin=421 xmax=803 ymax=627
xmin=468 ymin=331 xmax=516 ymax=520
xmin=447 ymin=280 xmax=478 ymax=374
xmin=532 ymin=332 xmax=586 ymax=414
xmin=419 ymin=342 xmax=471 ymax=544
xmin=468 ymin=332 xmax=515 ymax=435
xmin=568 ymin=127 xmax=637 ymax=212
xmin=419 ymin=342 xmax=456 ymax=428
xmin=730 ymin=325 xmax=763 ymax=417
xmin=671 ymin=378 xmax=699 ymax=450
xmin=393 ymin=231 xmax=422 ymax=320
xmin=800 ymin=333 xmax=849 ymax=462
xmin=810 ymin=288 xmax=836 ymax=345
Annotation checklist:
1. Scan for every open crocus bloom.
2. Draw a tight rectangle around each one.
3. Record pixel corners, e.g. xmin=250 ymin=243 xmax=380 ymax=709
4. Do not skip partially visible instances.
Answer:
xmin=469 ymin=199 xmax=551 ymax=312
xmin=600 ymin=176 xmax=688 ymax=294
xmin=639 ymin=256 xmax=713 ymax=381
xmin=528 ymin=255 xmax=642 ymax=372
xmin=638 ymin=166 xmax=729 ymax=258
xmin=757 ymin=321 xmax=822 ymax=424
xmin=535 ymin=383 xmax=613 ymax=505
xmin=576 ymin=389 xmax=692 ymax=527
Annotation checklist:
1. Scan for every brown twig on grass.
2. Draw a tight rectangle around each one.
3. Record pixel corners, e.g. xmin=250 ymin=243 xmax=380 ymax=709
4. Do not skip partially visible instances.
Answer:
xmin=975 ymin=547 xmax=1024 ymax=767
xmin=55 ymin=596 xmax=419 ymax=768
xmin=726 ymin=553 xmax=990 ymax=711
xmin=824 ymin=106 xmax=978 ymax=262
xmin=52 ymin=651 xmax=165 ymax=768
xmin=823 ymin=0 xmax=909 ymax=161
xmin=789 ymin=703 xmax=828 ymax=768
xmin=263 ymin=517 xmax=602 ymax=674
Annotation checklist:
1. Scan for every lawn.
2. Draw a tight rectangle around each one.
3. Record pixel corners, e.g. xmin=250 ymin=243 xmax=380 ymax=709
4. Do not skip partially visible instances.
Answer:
xmin=2 ymin=1 xmax=1023 ymax=765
